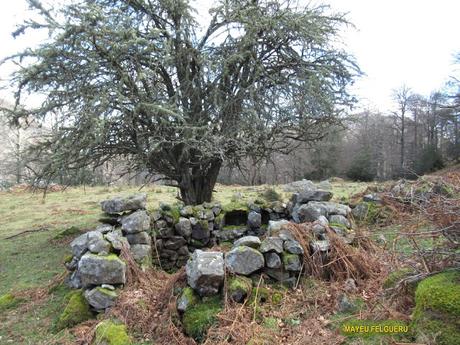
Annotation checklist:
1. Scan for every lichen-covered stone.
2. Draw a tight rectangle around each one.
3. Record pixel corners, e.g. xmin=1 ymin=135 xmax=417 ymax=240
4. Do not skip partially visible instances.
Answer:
xmin=84 ymin=287 xmax=118 ymax=310
xmin=70 ymin=232 xmax=90 ymax=258
xmin=267 ymin=219 xmax=290 ymax=235
xmin=175 ymin=217 xmax=192 ymax=237
xmin=309 ymin=201 xmax=351 ymax=216
xmin=213 ymin=227 xmax=247 ymax=241
xmin=292 ymin=203 xmax=327 ymax=223
xmin=125 ymin=231 xmax=151 ymax=245
xmin=87 ymin=231 xmax=111 ymax=254
xmin=233 ymin=236 xmax=261 ymax=248
xmin=55 ymin=290 xmax=93 ymax=330
xmin=121 ymin=210 xmax=150 ymax=234
xmin=259 ymin=237 xmax=284 ymax=254
xmin=78 ymin=253 xmax=126 ymax=287
xmin=329 ymin=214 xmax=351 ymax=229
xmin=100 ymin=193 xmax=146 ymax=214
xmin=296 ymin=190 xmax=332 ymax=203
xmin=186 ymin=250 xmax=224 ymax=296
xmin=225 ymin=246 xmax=264 ymax=275
xmin=264 ymin=252 xmax=282 ymax=269
xmin=283 ymin=239 xmax=304 ymax=255
xmin=247 ymin=211 xmax=262 ymax=229
xmin=93 ymin=320 xmax=132 ymax=345
xmin=105 ymin=230 xmax=129 ymax=251
xmin=130 ymin=244 xmax=152 ymax=266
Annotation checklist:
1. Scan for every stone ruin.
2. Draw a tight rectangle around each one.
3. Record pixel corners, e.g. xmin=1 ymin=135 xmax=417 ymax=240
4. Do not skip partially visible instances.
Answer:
xmin=64 ymin=184 xmax=358 ymax=314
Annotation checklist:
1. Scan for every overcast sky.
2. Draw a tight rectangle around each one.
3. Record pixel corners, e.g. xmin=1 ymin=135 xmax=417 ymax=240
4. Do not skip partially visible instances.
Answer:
xmin=1 ymin=0 xmax=459 ymax=112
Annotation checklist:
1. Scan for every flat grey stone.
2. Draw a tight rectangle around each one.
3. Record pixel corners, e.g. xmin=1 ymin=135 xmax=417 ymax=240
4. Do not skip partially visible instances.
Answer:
xmin=225 ymin=246 xmax=265 ymax=275
xmin=186 ymin=250 xmax=224 ymax=296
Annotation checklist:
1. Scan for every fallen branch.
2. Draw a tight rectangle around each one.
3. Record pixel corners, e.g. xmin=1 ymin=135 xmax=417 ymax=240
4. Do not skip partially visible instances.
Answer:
xmin=4 ymin=227 xmax=50 ymax=240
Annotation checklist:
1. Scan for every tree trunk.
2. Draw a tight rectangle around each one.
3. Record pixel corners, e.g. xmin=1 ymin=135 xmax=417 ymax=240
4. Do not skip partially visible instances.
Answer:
xmin=178 ymin=159 xmax=222 ymax=205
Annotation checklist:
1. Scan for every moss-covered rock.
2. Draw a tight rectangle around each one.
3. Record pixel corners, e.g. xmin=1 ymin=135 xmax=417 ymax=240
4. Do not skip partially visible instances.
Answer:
xmin=383 ymin=268 xmax=413 ymax=289
xmin=0 ymin=293 xmax=22 ymax=312
xmin=54 ymin=290 xmax=93 ymax=331
xmin=93 ymin=320 xmax=132 ymax=345
xmin=228 ymin=276 xmax=252 ymax=303
xmin=412 ymin=270 xmax=460 ymax=345
xmin=182 ymin=295 xmax=222 ymax=343
xmin=177 ymin=287 xmax=199 ymax=313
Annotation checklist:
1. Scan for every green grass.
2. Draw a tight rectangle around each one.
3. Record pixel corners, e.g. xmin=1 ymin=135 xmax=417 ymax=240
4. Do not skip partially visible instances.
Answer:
xmin=0 ymin=181 xmax=367 ymax=344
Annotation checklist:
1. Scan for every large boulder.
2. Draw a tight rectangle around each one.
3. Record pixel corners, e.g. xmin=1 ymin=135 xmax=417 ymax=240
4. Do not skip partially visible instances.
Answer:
xmin=292 ymin=203 xmax=327 ymax=223
xmin=225 ymin=246 xmax=265 ymax=275
xmin=100 ymin=193 xmax=147 ymax=214
xmin=84 ymin=287 xmax=118 ymax=310
xmin=78 ymin=253 xmax=126 ymax=287
xmin=121 ymin=210 xmax=151 ymax=234
xmin=186 ymin=250 xmax=225 ymax=296
xmin=296 ymin=190 xmax=333 ymax=203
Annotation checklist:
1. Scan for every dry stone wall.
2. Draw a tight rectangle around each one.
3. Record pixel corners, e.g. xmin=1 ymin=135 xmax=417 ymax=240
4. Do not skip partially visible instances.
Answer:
xmin=64 ymin=182 xmax=361 ymax=314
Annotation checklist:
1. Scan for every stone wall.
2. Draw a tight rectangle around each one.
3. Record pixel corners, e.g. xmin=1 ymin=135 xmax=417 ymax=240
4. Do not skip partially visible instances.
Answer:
xmin=64 ymin=184 xmax=359 ymax=313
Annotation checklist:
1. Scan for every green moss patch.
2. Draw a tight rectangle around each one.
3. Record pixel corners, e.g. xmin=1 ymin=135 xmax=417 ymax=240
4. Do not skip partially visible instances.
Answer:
xmin=182 ymin=295 xmax=222 ymax=342
xmin=0 ymin=293 xmax=22 ymax=312
xmin=412 ymin=271 xmax=460 ymax=345
xmin=54 ymin=290 xmax=93 ymax=331
xmin=93 ymin=320 xmax=131 ymax=345
xmin=53 ymin=226 xmax=83 ymax=240
xmin=414 ymin=271 xmax=460 ymax=318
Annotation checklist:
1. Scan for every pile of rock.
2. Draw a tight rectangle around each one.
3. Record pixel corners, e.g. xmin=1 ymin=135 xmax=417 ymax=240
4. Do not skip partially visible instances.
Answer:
xmin=152 ymin=202 xmax=222 ymax=270
xmin=65 ymin=193 xmax=152 ymax=312
xmin=289 ymin=189 xmax=353 ymax=248
xmin=152 ymin=201 xmax=289 ymax=270
xmin=182 ymin=231 xmax=304 ymax=304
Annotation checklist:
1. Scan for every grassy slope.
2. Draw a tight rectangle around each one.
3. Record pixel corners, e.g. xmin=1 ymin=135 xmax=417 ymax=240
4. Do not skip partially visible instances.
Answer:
xmin=0 ymin=181 xmax=368 ymax=344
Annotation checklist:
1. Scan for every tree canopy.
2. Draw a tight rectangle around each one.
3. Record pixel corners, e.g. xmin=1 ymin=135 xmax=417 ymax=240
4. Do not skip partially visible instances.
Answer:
xmin=3 ymin=0 xmax=358 ymax=204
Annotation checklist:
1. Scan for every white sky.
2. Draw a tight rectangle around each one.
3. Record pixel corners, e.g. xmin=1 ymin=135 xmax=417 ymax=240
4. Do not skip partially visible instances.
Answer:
xmin=0 ymin=0 xmax=459 ymax=112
